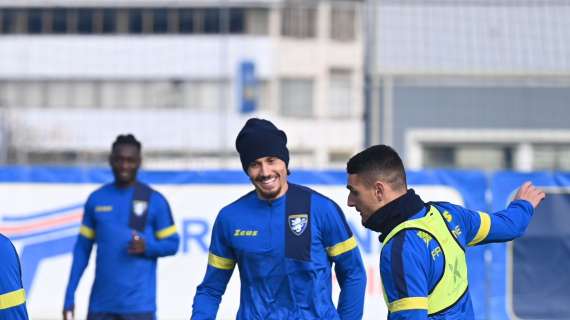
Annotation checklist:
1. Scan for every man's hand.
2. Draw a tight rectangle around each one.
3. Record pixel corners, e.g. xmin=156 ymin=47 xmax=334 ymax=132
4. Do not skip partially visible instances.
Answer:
xmin=128 ymin=231 xmax=146 ymax=255
xmin=513 ymin=181 xmax=546 ymax=208
xmin=62 ymin=308 xmax=74 ymax=320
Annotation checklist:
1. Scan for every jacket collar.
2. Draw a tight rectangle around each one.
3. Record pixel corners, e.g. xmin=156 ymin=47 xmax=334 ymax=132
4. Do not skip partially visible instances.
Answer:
xmin=363 ymin=189 xmax=426 ymax=243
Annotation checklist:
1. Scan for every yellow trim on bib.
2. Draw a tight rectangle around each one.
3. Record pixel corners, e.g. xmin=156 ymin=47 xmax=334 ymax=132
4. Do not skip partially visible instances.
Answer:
xmin=389 ymin=297 xmax=428 ymax=312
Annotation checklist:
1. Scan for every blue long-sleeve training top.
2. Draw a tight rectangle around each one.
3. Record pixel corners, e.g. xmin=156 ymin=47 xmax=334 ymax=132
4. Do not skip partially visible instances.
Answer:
xmin=192 ymin=183 xmax=367 ymax=320
xmin=64 ymin=182 xmax=180 ymax=314
xmin=0 ymin=233 xmax=29 ymax=320
xmin=381 ymin=199 xmax=534 ymax=320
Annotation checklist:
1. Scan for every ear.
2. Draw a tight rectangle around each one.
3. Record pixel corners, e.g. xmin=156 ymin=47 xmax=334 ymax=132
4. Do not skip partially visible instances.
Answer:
xmin=373 ymin=180 xmax=385 ymax=201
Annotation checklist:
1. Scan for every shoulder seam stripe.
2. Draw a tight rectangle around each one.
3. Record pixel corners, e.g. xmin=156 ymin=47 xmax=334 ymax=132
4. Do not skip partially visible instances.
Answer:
xmin=468 ymin=212 xmax=490 ymax=246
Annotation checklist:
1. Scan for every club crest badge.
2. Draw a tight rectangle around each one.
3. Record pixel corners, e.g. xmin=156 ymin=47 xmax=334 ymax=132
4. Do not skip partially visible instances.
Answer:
xmin=133 ymin=200 xmax=148 ymax=216
xmin=288 ymin=214 xmax=308 ymax=236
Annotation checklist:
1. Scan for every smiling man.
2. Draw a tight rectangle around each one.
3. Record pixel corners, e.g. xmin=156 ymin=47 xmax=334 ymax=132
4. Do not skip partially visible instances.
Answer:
xmin=346 ymin=145 xmax=545 ymax=320
xmin=63 ymin=134 xmax=179 ymax=320
xmin=191 ymin=118 xmax=366 ymax=320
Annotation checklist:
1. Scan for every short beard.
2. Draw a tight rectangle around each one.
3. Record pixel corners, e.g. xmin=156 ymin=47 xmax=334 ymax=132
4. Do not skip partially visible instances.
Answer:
xmin=256 ymin=186 xmax=281 ymax=200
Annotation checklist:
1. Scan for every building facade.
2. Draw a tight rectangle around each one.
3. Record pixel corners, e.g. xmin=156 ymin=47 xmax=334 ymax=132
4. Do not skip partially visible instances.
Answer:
xmin=0 ymin=0 xmax=364 ymax=169
xmin=368 ymin=0 xmax=570 ymax=171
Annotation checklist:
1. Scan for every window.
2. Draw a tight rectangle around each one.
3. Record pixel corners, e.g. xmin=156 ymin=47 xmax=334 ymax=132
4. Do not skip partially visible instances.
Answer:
xmin=330 ymin=5 xmax=356 ymax=41
xmin=100 ymin=81 xmax=122 ymax=108
xmin=52 ymin=9 xmax=68 ymax=34
xmin=229 ymin=8 xmax=245 ymax=33
xmin=328 ymin=69 xmax=352 ymax=117
xmin=179 ymin=80 xmax=228 ymax=111
xmin=423 ymin=145 xmax=514 ymax=170
xmin=116 ymin=9 xmax=129 ymax=33
xmin=281 ymin=6 xmax=316 ymax=38
xmin=423 ymin=146 xmax=455 ymax=169
xmin=280 ymin=79 xmax=314 ymax=117
xmin=27 ymin=9 xmax=43 ymax=33
xmin=203 ymin=9 xmax=220 ymax=34
xmin=179 ymin=9 xmax=194 ymax=33
xmin=153 ymin=9 xmax=169 ymax=33
xmin=128 ymin=9 xmax=143 ymax=34
xmin=0 ymin=80 xmax=238 ymax=110
xmin=145 ymin=81 xmax=176 ymax=108
xmin=0 ymin=7 xmax=262 ymax=35
xmin=456 ymin=145 xmax=513 ymax=170
xmin=0 ymin=82 xmax=45 ymax=107
xmin=534 ymin=145 xmax=570 ymax=171
xmin=102 ymin=9 xmax=117 ymax=33
xmin=328 ymin=150 xmax=352 ymax=168
xmin=0 ymin=82 xmax=21 ymax=107
xmin=77 ymin=9 xmax=93 ymax=34
xmin=245 ymin=8 xmax=269 ymax=35
xmin=122 ymin=81 xmax=146 ymax=108
xmin=45 ymin=81 xmax=70 ymax=107
xmin=71 ymin=82 xmax=99 ymax=108
xmin=1 ymin=9 xmax=25 ymax=33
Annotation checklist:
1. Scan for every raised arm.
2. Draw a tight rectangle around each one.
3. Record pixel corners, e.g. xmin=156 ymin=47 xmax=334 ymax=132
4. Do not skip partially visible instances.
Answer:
xmin=453 ymin=182 xmax=546 ymax=247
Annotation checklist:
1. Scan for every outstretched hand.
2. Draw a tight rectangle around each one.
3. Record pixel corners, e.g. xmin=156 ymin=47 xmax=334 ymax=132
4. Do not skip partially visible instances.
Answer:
xmin=513 ymin=181 xmax=546 ymax=209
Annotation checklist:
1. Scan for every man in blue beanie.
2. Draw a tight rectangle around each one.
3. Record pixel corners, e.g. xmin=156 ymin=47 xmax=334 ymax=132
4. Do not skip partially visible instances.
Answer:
xmin=191 ymin=118 xmax=367 ymax=320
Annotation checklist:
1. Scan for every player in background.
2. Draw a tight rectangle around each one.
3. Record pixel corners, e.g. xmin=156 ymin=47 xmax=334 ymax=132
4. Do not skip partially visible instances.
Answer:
xmin=63 ymin=134 xmax=179 ymax=320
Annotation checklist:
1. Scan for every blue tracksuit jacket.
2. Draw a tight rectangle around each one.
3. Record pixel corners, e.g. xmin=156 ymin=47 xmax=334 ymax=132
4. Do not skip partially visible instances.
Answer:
xmin=0 ymin=233 xmax=29 ymax=320
xmin=64 ymin=182 xmax=179 ymax=315
xmin=192 ymin=183 xmax=367 ymax=320
xmin=380 ymin=196 xmax=534 ymax=320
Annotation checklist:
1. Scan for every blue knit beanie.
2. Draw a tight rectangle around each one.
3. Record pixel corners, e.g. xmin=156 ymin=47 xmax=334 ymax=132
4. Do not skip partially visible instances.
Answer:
xmin=235 ymin=118 xmax=289 ymax=172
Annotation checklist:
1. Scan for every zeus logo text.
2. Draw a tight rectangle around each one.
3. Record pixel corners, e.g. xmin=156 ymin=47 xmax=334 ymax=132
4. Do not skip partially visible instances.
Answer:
xmin=180 ymin=219 xmax=379 ymax=254
xmin=233 ymin=229 xmax=258 ymax=237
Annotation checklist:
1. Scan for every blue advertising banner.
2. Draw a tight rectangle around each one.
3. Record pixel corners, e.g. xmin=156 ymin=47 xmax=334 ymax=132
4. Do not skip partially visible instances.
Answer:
xmin=7 ymin=167 xmax=565 ymax=319
xmin=491 ymin=171 xmax=570 ymax=320
xmin=0 ymin=167 xmax=490 ymax=319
